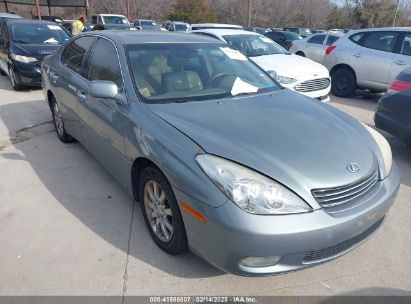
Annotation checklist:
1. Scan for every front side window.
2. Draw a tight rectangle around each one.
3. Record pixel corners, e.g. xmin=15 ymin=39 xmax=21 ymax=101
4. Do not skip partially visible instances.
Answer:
xmin=175 ymin=23 xmax=189 ymax=31
xmin=362 ymin=31 xmax=399 ymax=52
xmin=87 ymin=38 xmax=123 ymax=89
xmin=307 ymin=34 xmax=326 ymax=44
xmin=11 ymin=23 xmax=69 ymax=45
xmin=126 ymin=43 xmax=280 ymax=103
xmin=400 ymin=33 xmax=411 ymax=56
xmin=102 ymin=15 xmax=128 ymax=25
xmin=223 ymin=34 xmax=288 ymax=57
xmin=61 ymin=36 xmax=95 ymax=74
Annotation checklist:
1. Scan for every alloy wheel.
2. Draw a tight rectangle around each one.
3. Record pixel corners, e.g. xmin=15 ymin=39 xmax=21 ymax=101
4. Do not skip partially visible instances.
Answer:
xmin=53 ymin=102 xmax=64 ymax=136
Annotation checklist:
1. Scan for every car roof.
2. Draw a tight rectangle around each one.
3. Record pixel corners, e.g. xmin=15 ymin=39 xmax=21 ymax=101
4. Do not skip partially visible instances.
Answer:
xmin=191 ymin=23 xmax=242 ymax=28
xmin=93 ymin=14 xmax=127 ymax=17
xmin=137 ymin=19 xmax=155 ymax=22
xmin=0 ymin=13 xmax=22 ymax=18
xmin=348 ymin=27 xmax=411 ymax=33
xmin=5 ymin=19 xmax=59 ymax=26
xmin=83 ymin=31 xmax=224 ymax=45
xmin=193 ymin=29 xmax=259 ymax=36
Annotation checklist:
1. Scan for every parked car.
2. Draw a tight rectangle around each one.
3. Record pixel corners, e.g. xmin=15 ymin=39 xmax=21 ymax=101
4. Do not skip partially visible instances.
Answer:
xmin=192 ymin=29 xmax=331 ymax=102
xmin=323 ymin=28 xmax=411 ymax=97
xmin=263 ymin=30 xmax=303 ymax=50
xmin=134 ymin=19 xmax=164 ymax=31
xmin=91 ymin=14 xmax=130 ymax=26
xmin=245 ymin=27 xmax=269 ymax=34
xmin=168 ymin=21 xmax=190 ymax=32
xmin=375 ymin=67 xmax=411 ymax=145
xmin=33 ymin=15 xmax=63 ymax=25
xmin=0 ymin=19 xmax=70 ymax=90
xmin=289 ymin=32 xmax=344 ymax=63
xmin=311 ymin=29 xmax=326 ymax=34
xmin=162 ymin=20 xmax=171 ymax=30
xmin=190 ymin=23 xmax=243 ymax=31
xmin=42 ymin=30 xmax=399 ymax=276
xmin=0 ymin=12 xmax=21 ymax=29
xmin=283 ymin=27 xmax=312 ymax=38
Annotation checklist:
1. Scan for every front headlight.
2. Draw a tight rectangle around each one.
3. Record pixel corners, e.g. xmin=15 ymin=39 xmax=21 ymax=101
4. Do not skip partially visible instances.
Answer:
xmin=267 ymin=70 xmax=297 ymax=84
xmin=196 ymin=154 xmax=311 ymax=214
xmin=11 ymin=54 xmax=37 ymax=63
xmin=363 ymin=124 xmax=392 ymax=178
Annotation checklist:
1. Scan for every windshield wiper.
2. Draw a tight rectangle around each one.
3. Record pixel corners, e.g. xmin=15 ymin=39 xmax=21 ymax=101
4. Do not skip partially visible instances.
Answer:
xmin=13 ymin=40 xmax=29 ymax=44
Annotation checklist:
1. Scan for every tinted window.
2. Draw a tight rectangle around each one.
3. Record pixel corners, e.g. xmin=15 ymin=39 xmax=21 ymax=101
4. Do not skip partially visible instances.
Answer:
xmin=265 ymin=32 xmax=281 ymax=40
xmin=349 ymin=32 xmax=365 ymax=45
xmin=91 ymin=16 xmax=97 ymax=24
xmin=61 ymin=36 xmax=95 ymax=74
xmin=362 ymin=31 xmax=399 ymax=52
xmin=326 ymin=35 xmax=339 ymax=46
xmin=400 ymin=33 xmax=411 ymax=56
xmin=88 ymin=38 xmax=123 ymax=88
xmin=307 ymin=34 xmax=326 ymax=44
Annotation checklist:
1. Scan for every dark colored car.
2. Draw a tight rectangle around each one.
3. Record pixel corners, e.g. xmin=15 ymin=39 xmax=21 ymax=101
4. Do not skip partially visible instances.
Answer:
xmin=0 ymin=12 xmax=21 ymax=29
xmin=264 ymin=30 xmax=303 ymax=50
xmin=33 ymin=16 xmax=64 ymax=25
xmin=0 ymin=19 xmax=70 ymax=90
xmin=134 ymin=19 xmax=162 ymax=31
xmin=92 ymin=23 xmax=134 ymax=31
xmin=244 ymin=27 xmax=269 ymax=34
xmin=283 ymin=27 xmax=312 ymax=38
xmin=375 ymin=67 xmax=411 ymax=145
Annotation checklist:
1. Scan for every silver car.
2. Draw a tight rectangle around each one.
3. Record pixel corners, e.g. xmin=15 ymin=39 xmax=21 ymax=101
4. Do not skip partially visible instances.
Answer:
xmin=289 ymin=32 xmax=343 ymax=63
xmin=323 ymin=27 xmax=411 ymax=97
xmin=42 ymin=31 xmax=399 ymax=276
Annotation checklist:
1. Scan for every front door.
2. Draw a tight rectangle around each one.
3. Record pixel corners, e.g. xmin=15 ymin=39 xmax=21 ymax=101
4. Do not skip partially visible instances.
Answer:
xmin=388 ymin=32 xmax=411 ymax=84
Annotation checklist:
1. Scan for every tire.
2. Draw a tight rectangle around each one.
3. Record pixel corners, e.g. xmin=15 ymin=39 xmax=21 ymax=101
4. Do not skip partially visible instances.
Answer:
xmin=0 ymin=68 xmax=6 ymax=76
xmin=51 ymin=97 xmax=74 ymax=143
xmin=139 ymin=166 xmax=188 ymax=255
xmin=296 ymin=51 xmax=305 ymax=57
xmin=331 ymin=68 xmax=356 ymax=97
xmin=9 ymin=68 xmax=24 ymax=91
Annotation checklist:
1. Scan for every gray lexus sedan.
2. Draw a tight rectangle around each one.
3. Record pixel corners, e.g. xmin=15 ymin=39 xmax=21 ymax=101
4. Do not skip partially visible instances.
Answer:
xmin=41 ymin=31 xmax=400 ymax=276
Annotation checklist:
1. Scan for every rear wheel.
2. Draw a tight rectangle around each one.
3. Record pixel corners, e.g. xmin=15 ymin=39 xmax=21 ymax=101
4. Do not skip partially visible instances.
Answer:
xmin=331 ymin=68 xmax=356 ymax=97
xmin=139 ymin=166 xmax=188 ymax=255
xmin=296 ymin=51 xmax=305 ymax=57
xmin=51 ymin=97 xmax=74 ymax=143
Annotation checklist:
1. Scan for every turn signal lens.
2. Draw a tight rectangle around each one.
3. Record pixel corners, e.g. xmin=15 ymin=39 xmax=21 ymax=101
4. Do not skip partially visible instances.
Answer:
xmin=239 ymin=256 xmax=281 ymax=268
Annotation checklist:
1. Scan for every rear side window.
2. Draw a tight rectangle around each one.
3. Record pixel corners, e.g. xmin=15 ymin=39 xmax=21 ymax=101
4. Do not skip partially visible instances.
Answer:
xmin=307 ymin=34 xmax=325 ymax=44
xmin=87 ymin=38 xmax=123 ymax=89
xmin=362 ymin=31 xmax=399 ymax=53
xmin=326 ymin=35 xmax=339 ymax=46
xmin=400 ymin=33 xmax=411 ymax=56
xmin=349 ymin=32 xmax=365 ymax=45
xmin=61 ymin=36 xmax=95 ymax=74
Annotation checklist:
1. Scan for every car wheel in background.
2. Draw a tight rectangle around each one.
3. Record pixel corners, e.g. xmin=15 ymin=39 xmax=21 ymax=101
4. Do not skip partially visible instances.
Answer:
xmin=139 ymin=166 xmax=188 ymax=255
xmin=296 ymin=51 xmax=305 ymax=57
xmin=9 ymin=68 xmax=24 ymax=91
xmin=331 ymin=68 xmax=356 ymax=97
xmin=51 ymin=97 xmax=74 ymax=143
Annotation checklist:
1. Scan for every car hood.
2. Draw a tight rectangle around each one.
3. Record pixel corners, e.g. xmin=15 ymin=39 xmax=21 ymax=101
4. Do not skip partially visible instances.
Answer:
xmin=149 ymin=90 xmax=378 ymax=203
xmin=250 ymin=53 xmax=329 ymax=78
xmin=12 ymin=43 xmax=61 ymax=61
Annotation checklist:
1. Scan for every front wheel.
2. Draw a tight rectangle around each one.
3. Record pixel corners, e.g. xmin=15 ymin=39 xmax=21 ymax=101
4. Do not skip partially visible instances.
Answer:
xmin=139 ymin=166 xmax=188 ymax=255
xmin=51 ymin=97 xmax=74 ymax=143
xmin=331 ymin=68 xmax=356 ymax=97
xmin=9 ymin=68 xmax=24 ymax=91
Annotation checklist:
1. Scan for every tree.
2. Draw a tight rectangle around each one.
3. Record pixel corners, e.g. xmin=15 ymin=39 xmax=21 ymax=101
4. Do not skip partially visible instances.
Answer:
xmin=169 ymin=0 xmax=217 ymax=23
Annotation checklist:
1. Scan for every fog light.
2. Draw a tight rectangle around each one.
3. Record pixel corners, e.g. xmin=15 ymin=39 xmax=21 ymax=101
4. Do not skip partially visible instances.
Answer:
xmin=239 ymin=256 xmax=281 ymax=268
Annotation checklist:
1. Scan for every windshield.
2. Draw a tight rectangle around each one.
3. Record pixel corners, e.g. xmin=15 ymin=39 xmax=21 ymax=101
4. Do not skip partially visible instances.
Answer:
xmin=11 ymin=23 xmax=70 ymax=44
xmin=126 ymin=43 xmax=280 ymax=103
xmin=141 ymin=20 xmax=157 ymax=27
xmin=175 ymin=23 xmax=189 ymax=31
xmin=283 ymin=31 xmax=303 ymax=40
xmin=102 ymin=15 xmax=128 ymax=24
xmin=223 ymin=34 xmax=288 ymax=57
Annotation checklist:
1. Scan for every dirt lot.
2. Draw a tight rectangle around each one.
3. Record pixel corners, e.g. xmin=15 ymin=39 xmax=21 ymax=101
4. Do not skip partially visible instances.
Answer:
xmin=1 ymin=76 xmax=410 ymax=297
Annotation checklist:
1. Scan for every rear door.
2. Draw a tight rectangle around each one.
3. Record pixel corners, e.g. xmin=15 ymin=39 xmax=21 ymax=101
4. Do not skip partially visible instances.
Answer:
xmin=55 ymin=36 xmax=96 ymax=139
xmin=304 ymin=34 xmax=326 ymax=62
xmin=350 ymin=31 xmax=399 ymax=90
xmin=388 ymin=32 xmax=411 ymax=83
xmin=78 ymin=37 xmax=129 ymax=186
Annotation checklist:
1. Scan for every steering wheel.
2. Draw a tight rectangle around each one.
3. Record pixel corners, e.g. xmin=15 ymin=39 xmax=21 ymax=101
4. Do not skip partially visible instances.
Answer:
xmin=207 ymin=73 xmax=231 ymax=87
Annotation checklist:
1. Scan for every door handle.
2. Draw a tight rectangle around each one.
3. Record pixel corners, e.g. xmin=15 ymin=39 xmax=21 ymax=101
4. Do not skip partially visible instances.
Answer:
xmin=353 ymin=53 xmax=362 ymax=58
xmin=394 ymin=60 xmax=406 ymax=65
xmin=77 ymin=91 xmax=87 ymax=101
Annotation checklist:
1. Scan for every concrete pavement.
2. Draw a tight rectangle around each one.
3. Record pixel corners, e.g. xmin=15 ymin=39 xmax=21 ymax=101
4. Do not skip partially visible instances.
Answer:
xmin=1 ymin=76 xmax=410 ymax=296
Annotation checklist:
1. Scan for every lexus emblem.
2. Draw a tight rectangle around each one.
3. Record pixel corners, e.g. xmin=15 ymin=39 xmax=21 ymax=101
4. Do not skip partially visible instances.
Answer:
xmin=347 ymin=163 xmax=360 ymax=173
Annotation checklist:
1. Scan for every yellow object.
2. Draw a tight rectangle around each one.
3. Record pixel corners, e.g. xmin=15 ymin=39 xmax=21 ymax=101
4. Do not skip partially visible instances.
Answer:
xmin=71 ymin=20 xmax=84 ymax=36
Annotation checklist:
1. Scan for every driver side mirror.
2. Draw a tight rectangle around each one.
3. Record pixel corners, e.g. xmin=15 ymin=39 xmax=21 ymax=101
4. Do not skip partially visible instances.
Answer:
xmin=90 ymin=80 xmax=128 ymax=105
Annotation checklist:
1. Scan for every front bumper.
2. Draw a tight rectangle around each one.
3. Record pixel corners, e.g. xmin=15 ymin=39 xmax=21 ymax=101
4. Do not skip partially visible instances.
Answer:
xmin=12 ymin=61 xmax=42 ymax=87
xmin=175 ymin=163 xmax=400 ymax=276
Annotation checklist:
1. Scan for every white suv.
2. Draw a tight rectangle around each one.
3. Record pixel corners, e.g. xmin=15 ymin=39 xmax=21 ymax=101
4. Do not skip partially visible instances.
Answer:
xmin=323 ymin=27 xmax=411 ymax=97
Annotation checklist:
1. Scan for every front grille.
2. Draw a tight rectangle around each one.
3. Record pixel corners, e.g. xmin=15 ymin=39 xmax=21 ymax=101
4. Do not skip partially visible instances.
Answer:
xmin=294 ymin=78 xmax=330 ymax=92
xmin=303 ymin=217 xmax=384 ymax=263
xmin=311 ymin=168 xmax=379 ymax=208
